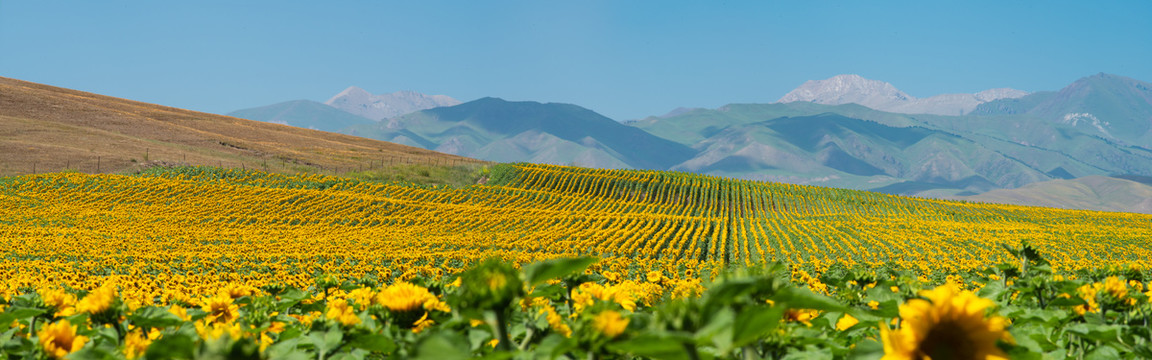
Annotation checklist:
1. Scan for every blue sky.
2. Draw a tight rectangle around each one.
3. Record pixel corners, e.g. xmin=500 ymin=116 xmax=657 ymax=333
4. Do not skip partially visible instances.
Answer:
xmin=2 ymin=1 xmax=1150 ymax=120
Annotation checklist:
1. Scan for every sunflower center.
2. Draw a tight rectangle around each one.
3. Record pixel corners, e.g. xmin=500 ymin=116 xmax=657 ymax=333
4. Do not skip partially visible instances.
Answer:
xmin=917 ymin=320 xmax=976 ymax=360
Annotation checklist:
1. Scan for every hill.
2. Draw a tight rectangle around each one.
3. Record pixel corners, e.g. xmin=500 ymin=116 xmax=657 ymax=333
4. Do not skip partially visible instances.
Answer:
xmin=972 ymin=73 xmax=1152 ymax=147
xmin=344 ymin=97 xmax=698 ymax=169
xmin=226 ymin=99 xmax=376 ymax=132
xmin=955 ymin=175 xmax=1152 ymax=214
xmin=0 ymin=76 xmax=481 ymax=176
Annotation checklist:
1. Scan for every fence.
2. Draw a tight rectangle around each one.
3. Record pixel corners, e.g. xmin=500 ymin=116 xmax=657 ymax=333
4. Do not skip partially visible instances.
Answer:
xmin=1 ymin=153 xmax=491 ymax=177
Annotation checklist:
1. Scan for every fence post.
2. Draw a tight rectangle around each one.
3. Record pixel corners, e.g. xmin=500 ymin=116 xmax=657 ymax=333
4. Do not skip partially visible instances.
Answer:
xmin=97 ymin=156 xmax=101 ymax=173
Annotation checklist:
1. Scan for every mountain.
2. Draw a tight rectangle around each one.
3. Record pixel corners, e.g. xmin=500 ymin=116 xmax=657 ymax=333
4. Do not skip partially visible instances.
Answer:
xmin=343 ymin=97 xmax=697 ymax=169
xmin=325 ymin=86 xmax=461 ymax=121
xmin=633 ymin=85 xmax=1152 ymax=196
xmin=227 ymin=100 xmax=375 ymax=132
xmin=665 ymin=112 xmax=1051 ymax=193
xmin=778 ymin=74 xmax=1028 ymax=116
xmin=972 ymin=73 xmax=1152 ymax=147
xmin=956 ymin=175 xmax=1152 ymax=214
xmin=0 ymin=76 xmax=479 ymax=176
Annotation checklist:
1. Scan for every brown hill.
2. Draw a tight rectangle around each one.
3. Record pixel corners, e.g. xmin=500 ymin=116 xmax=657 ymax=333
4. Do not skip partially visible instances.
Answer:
xmin=0 ymin=77 xmax=482 ymax=176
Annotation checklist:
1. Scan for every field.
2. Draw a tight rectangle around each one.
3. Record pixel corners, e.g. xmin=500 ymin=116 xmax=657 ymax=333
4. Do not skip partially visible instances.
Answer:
xmin=2 ymin=164 xmax=1151 ymax=358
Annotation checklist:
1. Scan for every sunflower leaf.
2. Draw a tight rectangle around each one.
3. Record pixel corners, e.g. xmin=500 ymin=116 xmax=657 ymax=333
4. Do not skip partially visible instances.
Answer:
xmin=523 ymin=257 xmax=598 ymax=286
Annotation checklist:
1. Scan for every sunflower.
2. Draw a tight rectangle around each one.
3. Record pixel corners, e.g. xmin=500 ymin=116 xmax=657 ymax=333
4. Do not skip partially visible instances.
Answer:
xmin=375 ymin=282 xmax=435 ymax=313
xmin=325 ymin=298 xmax=361 ymax=326
xmin=123 ymin=329 xmax=154 ymax=359
xmin=836 ymin=313 xmax=859 ymax=331
xmin=38 ymin=320 xmax=89 ymax=359
xmin=376 ymin=282 xmax=440 ymax=328
xmin=882 ymin=284 xmax=1010 ymax=360
xmin=201 ymin=292 xmax=239 ymax=324
xmin=592 ymin=310 xmax=629 ymax=339
xmin=76 ymin=285 xmax=117 ymax=315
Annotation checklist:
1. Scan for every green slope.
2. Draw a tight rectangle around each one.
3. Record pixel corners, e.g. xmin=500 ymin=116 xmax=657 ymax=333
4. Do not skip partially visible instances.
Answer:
xmin=972 ymin=73 xmax=1152 ymax=146
xmin=227 ymin=100 xmax=376 ymax=133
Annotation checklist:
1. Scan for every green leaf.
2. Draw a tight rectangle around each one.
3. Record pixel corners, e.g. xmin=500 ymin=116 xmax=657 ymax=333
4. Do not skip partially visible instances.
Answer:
xmin=330 ymin=353 xmax=366 ymax=360
xmin=523 ymin=257 xmax=598 ymax=286
xmin=413 ymin=332 xmax=471 ymax=360
xmin=61 ymin=345 xmax=119 ymax=360
xmin=731 ymin=305 xmax=785 ymax=348
xmin=145 ymin=332 xmax=197 ymax=359
xmin=527 ymin=283 xmax=565 ymax=299
xmin=128 ymin=306 xmax=185 ymax=329
xmin=1065 ymin=323 xmax=1121 ymax=342
xmin=695 ymin=307 xmax=735 ymax=349
xmin=781 ymin=346 xmax=834 ymax=360
xmin=774 ymin=287 xmax=847 ymax=312
xmin=1084 ymin=345 xmax=1120 ymax=360
xmin=1047 ymin=296 xmax=1086 ymax=307
xmin=0 ymin=307 xmax=45 ymax=325
xmin=847 ymin=338 xmax=884 ymax=360
xmin=324 ymin=329 xmax=344 ymax=353
xmin=608 ymin=333 xmax=693 ymax=360
xmin=348 ymin=333 xmax=396 ymax=354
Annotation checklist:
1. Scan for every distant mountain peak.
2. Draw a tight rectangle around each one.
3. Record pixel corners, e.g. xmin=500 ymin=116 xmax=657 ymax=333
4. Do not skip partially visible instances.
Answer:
xmin=777 ymin=74 xmax=1028 ymax=115
xmin=778 ymin=74 xmax=912 ymax=106
xmin=329 ymin=86 xmax=371 ymax=101
xmin=325 ymin=86 xmax=461 ymax=121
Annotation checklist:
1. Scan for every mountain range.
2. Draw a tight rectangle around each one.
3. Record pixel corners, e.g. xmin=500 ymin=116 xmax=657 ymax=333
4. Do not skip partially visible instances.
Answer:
xmin=777 ymin=74 xmax=1029 ymax=116
xmin=225 ymin=73 xmax=1152 ymax=213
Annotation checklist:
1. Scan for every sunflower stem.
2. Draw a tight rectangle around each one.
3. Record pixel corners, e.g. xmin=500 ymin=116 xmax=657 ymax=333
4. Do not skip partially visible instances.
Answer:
xmin=493 ymin=308 xmax=513 ymax=352
xmin=682 ymin=342 xmax=701 ymax=360
xmin=518 ymin=325 xmax=535 ymax=350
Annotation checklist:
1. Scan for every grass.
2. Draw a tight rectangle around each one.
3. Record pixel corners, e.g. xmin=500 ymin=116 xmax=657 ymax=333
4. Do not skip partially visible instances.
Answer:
xmin=343 ymin=163 xmax=490 ymax=187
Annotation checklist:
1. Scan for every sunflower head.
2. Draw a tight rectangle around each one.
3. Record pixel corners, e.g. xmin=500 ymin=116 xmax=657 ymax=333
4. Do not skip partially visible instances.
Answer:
xmin=376 ymin=282 xmax=435 ymax=313
xmin=459 ymin=259 xmax=523 ymax=310
xmin=376 ymin=282 xmax=439 ymax=328
xmin=882 ymin=284 xmax=1010 ymax=360
xmin=123 ymin=329 xmax=154 ymax=359
xmin=201 ymin=292 xmax=240 ymax=324
xmin=39 ymin=288 xmax=77 ymax=316
xmin=591 ymin=310 xmax=629 ymax=339
xmin=76 ymin=286 xmax=116 ymax=314
xmin=325 ymin=298 xmax=361 ymax=326
xmin=38 ymin=320 xmax=89 ymax=359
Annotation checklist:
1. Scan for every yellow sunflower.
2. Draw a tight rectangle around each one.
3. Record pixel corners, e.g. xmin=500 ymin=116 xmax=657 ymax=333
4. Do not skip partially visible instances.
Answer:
xmin=38 ymin=320 xmax=89 ymax=359
xmin=201 ymin=292 xmax=239 ymax=324
xmin=882 ymin=284 xmax=1010 ymax=360
xmin=375 ymin=282 xmax=436 ymax=313
xmin=76 ymin=285 xmax=117 ymax=315
xmin=592 ymin=310 xmax=629 ymax=339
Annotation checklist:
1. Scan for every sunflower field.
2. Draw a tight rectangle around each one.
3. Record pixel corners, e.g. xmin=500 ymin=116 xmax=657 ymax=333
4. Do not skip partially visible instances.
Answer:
xmin=1 ymin=164 xmax=1151 ymax=359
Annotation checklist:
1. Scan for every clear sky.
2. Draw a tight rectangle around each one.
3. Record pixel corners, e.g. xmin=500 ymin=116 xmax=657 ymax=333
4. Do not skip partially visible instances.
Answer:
xmin=2 ymin=1 xmax=1150 ymax=120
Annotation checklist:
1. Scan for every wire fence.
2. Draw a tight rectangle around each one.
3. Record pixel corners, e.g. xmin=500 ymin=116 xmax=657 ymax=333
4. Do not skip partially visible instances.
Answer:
xmin=2 ymin=152 xmax=490 ymax=177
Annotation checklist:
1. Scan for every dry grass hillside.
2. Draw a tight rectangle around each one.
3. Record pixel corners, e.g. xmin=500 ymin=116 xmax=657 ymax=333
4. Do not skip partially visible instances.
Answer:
xmin=0 ymin=76 xmax=483 ymax=176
